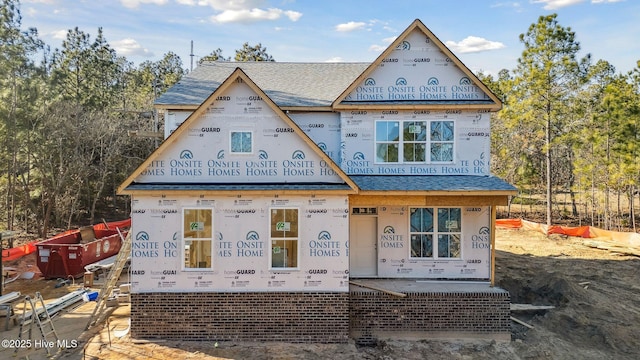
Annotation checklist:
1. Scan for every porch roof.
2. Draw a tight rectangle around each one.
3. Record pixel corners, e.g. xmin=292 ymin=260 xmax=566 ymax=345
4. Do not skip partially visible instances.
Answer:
xmin=350 ymin=175 xmax=517 ymax=195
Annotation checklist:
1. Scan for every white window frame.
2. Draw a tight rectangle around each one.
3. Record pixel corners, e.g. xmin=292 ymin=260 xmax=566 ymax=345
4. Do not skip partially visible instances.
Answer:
xmin=229 ymin=130 xmax=253 ymax=154
xmin=429 ymin=120 xmax=455 ymax=163
xmin=374 ymin=119 xmax=455 ymax=164
xmin=409 ymin=207 xmax=462 ymax=260
xmin=182 ymin=207 xmax=215 ymax=271
xmin=374 ymin=120 xmax=400 ymax=163
xmin=268 ymin=207 xmax=300 ymax=270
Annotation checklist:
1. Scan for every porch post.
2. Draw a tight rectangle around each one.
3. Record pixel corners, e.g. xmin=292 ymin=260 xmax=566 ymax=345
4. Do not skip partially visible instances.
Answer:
xmin=490 ymin=205 xmax=497 ymax=287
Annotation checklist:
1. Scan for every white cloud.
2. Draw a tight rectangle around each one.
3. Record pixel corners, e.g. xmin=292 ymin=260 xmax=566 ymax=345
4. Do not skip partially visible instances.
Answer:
xmin=174 ymin=0 xmax=301 ymax=24
xmin=531 ymin=0 xmax=585 ymax=10
xmin=210 ymin=8 xmax=301 ymax=23
xmin=369 ymin=44 xmax=386 ymax=52
xmin=324 ymin=57 xmax=344 ymax=63
xmin=23 ymin=0 xmax=57 ymax=4
xmin=368 ymin=36 xmax=397 ymax=53
xmin=491 ymin=2 xmax=524 ymax=12
xmin=195 ymin=0 xmax=266 ymax=10
xmin=335 ymin=21 xmax=367 ymax=32
xmin=112 ymin=38 xmax=154 ymax=57
xmin=592 ymin=0 xmax=625 ymax=3
xmin=51 ymin=29 xmax=68 ymax=40
xmin=284 ymin=10 xmax=302 ymax=21
xmin=381 ymin=36 xmax=397 ymax=44
xmin=120 ymin=0 xmax=168 ymax=9
xmin=445 ymin=36 xmax=505 ymax=53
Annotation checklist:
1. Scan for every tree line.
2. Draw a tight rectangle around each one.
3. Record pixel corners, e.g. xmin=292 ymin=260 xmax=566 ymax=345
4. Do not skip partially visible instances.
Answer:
xmin=0 ymin=0 xmax=274 ymax=237
xmin=483 ymin=15 xmax=639 ymax=231
xmin=1 ymin=2 xmax=638 ymax=237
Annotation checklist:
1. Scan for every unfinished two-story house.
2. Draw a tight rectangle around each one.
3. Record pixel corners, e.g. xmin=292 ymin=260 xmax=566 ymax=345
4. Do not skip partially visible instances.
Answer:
xmin=118 ymin=19 xmax=517 ymax=343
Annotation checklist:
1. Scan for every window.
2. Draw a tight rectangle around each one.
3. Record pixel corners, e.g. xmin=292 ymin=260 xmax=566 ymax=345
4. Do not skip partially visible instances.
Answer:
xmin=430 ymin=121 xmax=454 ymax=162
xmin=410 ymin=208 xmax=433 ymax=257
xmin=183 ymin=208 xmax=213 ymax=270
xmin=270 ymin=208 xmax=299 ymax=269
xmin=230 ymin=131 xmax=252 ymax=154
xmin=410 ymin=207 xmax=461 ymax=259
xmin=375 ymin=121 xmax=399 ymax=163
xmin=375 ymin=120 xmax=454 ymax=163
xmin=436 ymin=208 xmax=461 ymax=257
xmin=403 ymin=121 xmax=427 ymax=162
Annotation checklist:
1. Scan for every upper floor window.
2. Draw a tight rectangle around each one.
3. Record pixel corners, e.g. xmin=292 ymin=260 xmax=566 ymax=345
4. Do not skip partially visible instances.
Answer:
xmin=375 ymin=120 xmax=454 ymax=163
xmin=430 ymin=121 xmax=454 ymax=162
xmin=375 ymin=121 xmax=399 ymax=162
xmin=230 ymin=131 xmax=253 ymax=154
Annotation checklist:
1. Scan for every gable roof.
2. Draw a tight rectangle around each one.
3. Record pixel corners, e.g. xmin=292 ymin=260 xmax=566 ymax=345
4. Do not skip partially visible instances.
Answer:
xmin=119 ymin=68 xmax=359 ymax=195
xmin=332 ymin=19 xmax=502 ymax=111
xmin=155 ymin=62 xmax=369 ymax=110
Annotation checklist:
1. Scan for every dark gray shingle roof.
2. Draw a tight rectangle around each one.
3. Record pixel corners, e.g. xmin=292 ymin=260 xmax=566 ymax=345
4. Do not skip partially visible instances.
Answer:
xmin=155 ymin=61 xmax=370 ymax=108
xmin=124 ymin=183 xmax=353 ymax=192
xmin=350 ymin=175 xmax=517 ymax=192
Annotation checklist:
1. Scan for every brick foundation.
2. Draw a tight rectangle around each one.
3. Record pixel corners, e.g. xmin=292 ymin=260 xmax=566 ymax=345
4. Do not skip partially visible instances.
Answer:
xmin=130 ymin=292 xmax=349 ymax=343
xmin=349 ymin=291 xmax=511 ymax=341
xmin=131 ymin=290 xmax=510 ymax=343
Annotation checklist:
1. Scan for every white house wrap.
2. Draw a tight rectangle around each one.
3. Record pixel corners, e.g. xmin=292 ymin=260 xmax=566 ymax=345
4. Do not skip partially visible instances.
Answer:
xmin=119 ymin=19 xmax=517 ymax=343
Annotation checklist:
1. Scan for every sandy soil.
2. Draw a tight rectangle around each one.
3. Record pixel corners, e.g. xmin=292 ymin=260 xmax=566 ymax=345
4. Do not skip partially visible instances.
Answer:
xmin=1 ymin=227 xmax=639 ymax=359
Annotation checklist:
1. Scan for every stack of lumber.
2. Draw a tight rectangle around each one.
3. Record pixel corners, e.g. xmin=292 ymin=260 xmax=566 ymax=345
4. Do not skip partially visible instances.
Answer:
xmin=582 ymin=237 xmax=640 ymax=257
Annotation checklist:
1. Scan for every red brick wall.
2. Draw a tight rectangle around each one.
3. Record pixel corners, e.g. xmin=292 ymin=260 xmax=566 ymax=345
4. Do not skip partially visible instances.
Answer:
xmin=130 ymin=292 xmax=350 ymax=343
xmin=131 ymin=291 xmax=509 ymax=343
xmin=349 ymin=291 xmax=511 ymax=340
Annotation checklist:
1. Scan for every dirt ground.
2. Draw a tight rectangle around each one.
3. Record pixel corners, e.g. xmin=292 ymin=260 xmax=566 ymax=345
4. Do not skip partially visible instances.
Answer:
xmin=1 ymin=227 xmax=639 ymax=359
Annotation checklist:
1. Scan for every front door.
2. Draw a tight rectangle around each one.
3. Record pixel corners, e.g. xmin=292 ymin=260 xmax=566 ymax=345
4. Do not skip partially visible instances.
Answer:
xmin=349 ymin=216 xmax=377 ymax=277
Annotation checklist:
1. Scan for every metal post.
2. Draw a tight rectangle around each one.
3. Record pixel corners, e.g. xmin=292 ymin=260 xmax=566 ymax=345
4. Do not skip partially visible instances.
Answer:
xmin=0 ymin=231 xmax=18 ymax=296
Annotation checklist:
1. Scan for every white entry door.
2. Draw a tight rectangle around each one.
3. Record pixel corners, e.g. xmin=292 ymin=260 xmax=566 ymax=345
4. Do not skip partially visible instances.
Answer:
xmin=349 ymin=216 xmax=377 ymax=277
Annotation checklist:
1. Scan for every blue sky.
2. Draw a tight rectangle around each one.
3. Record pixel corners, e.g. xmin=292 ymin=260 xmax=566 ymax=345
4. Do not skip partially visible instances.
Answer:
xmin=19 ymin=0 xmax=638 ymax=76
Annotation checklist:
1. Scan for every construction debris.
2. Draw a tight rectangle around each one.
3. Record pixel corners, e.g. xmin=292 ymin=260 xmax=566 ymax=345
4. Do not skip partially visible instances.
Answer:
xmin=0 ymin=291 xmax=21 ymax=305
xmin=511 ymin=316 xmax=534 ymax=329
xmin=510 ymin=303 xmax=555 ymax=311
xmin=582 ymin=240 xmax=640 ymax=257
xmin=17 ymin=292 xmax=60 ymax=357
xmin=22 ymin=289 xmax=87 ymax=321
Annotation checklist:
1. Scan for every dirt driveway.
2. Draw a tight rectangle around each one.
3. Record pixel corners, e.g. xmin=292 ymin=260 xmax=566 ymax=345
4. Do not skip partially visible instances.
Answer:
xmin=1 ymin=227 xmax=639 ymax=359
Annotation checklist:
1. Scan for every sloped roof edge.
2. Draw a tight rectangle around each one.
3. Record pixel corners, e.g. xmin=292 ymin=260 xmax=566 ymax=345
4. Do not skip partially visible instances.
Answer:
xmin=332 ymin=19 xmax=502 ymax=109
xmin=119 ymin=68 xmax=360 ymax=194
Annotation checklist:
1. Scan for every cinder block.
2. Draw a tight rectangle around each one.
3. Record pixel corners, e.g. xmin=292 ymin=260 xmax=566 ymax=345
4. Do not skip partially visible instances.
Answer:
xmin=106 ymin=297 xmax=119 ymax=307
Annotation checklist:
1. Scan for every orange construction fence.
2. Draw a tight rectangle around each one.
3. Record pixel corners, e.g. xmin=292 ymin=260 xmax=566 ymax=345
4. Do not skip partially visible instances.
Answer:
xmin=496 ymin=218 xmax=640 ymax=247
xmin=2 ymin=241 xmax=38 ymax=261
